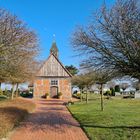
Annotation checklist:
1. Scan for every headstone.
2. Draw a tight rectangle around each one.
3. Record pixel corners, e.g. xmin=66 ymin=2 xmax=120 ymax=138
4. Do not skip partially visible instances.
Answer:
xmin=135 ymin=91 xmax=140 ymax=99
xmin=115 ymin=92 xmax=121 ymax=96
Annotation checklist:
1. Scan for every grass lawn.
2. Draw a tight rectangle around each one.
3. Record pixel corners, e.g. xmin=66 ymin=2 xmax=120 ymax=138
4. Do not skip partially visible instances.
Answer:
xmin=68 ymin=94 xmax=140 ymax=140
xmin=0 ymin=98 xmax=35 ymax=139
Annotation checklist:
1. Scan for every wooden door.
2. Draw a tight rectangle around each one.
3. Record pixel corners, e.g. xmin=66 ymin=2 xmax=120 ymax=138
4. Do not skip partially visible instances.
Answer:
xmin=50 ymin=86 xmax=58 ymax=98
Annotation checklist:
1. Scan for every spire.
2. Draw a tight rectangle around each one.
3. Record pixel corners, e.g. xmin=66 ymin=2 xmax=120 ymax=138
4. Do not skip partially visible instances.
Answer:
xmin=50 ymin=41 xmax=59 ymax=58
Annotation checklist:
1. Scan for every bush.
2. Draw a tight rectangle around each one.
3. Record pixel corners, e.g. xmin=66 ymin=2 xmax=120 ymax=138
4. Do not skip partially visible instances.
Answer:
xmin=41 ymin=93 xmax=50 ymax=98
xmin=76 ymin=92 xmax=81 ymax=98
xmin=20 ymin=90 xmax=33 ymax=98
xmin=72 ymin=92 xmax=81 ymax=99
xmin=41 ymin=94 xmax=46 ymax=98
xmin=104 ymin=90 xmax=111 ymax=96
xmin=115 ymin=85 xmax=120 ymax=92
xmin=110 ymin=88 xmax=115 ymax=96
xmin=72 ymin=94 xmax=79 ymax=99
xmin=58 ymin=92 xmax=62 ymax=97
xmin=67 ymin=100 xmax=74 ymax=106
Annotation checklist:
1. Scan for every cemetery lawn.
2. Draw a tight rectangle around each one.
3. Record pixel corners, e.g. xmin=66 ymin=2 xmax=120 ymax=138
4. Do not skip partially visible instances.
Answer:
xmin=68 ymin=96 xmax=140 ymax=140
xmin=0 ymin=98 xmax=35 ymax=139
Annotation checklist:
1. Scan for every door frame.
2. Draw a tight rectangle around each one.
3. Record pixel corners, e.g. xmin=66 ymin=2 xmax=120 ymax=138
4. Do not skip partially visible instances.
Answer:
xmin=50 ymin=86 xmax=58 ymax=98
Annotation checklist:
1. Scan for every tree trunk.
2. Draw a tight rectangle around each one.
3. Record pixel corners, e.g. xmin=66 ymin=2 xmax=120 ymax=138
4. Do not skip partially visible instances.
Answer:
xmin=80 ymin=89 xmax=83 ymax=102
xmin=15 ymin=83 xmax=19 ymax=98
xmin=86 ymin=91 xmax=88 ymax=104
xmin=100 ymin=83 xmax=104 ymax=111
xmin=11 ymin=84 xmax=15 ymax=100
xmin=0 ymin=82 xmax=1 ymax=89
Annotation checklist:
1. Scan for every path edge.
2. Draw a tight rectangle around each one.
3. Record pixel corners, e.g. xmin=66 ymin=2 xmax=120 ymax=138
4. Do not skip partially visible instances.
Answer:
xmin=66 ymin=104 xmax=90 ymax=140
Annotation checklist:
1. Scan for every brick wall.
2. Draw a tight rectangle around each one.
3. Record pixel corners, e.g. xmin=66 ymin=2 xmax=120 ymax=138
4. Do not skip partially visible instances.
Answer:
xmin=34 ymin=78 xmax=72 ymax=99
xmin=59 ymin=78 xmax=72 ymax=99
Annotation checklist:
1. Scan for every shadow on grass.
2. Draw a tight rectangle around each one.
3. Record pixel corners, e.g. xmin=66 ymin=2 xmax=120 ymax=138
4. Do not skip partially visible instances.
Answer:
xmin=82 ymin=124 xmax=140 ymax=129
xmin=0 ymin=107 xmax=28 ymax=120
xmin=0 ymin=107 xmax=28 ymax=138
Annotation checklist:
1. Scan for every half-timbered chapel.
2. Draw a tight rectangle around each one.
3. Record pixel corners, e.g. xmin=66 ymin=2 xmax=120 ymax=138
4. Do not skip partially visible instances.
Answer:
xmin=33 ymin=42 xmax=72 ymax=99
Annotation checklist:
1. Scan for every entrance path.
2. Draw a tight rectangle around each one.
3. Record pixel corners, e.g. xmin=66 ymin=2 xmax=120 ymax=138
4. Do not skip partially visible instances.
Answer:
xmin=10 ymin=99 xmax=88 ymax=140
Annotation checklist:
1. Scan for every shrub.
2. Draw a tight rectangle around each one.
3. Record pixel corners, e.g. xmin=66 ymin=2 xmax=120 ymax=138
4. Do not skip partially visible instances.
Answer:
xmin=20 ymin=90 xmax=33 ymax=98
xmin=58 ymin=92 xmax=62 ymax=97
xmin=72 ymin=92 xmax=81 ymax=99
xmin=41 ymin=93 xmax=49 ymax=98
xmin=104 ymin=90 xmax=111 ymax=96
xmin=67 ymin=100 xmax=74 ymax=106
xmin=41 ymin=94 xmax=46 ymax=98
xmin=76 ymin=92 xmax=81 ymax=98
xmin=115 ymin=85 xmax=120 ymax=92
xmin=72 ymin=94 xmax=80 ymax=99
xmin=110 ymin=88 xmax=115 ymax=96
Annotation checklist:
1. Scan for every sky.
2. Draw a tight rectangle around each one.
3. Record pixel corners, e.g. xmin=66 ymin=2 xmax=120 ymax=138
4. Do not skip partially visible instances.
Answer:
xmin=0 ymin=0 xmax=116 ymax=68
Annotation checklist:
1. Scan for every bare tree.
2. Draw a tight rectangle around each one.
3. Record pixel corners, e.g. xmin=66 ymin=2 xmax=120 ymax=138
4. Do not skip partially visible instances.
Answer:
xmin=0 ymin=9 xmax=39 ymax=99
xmin=93 ymin=69 xmax=116 ymax=111
xmin=72 ymin=72 xmax=95 ymax=102
xmin=71 ymin=0 xmax=140 ymax=80
xmin=72 ymin=69 xmax=115 ymax=108
xmin=72 ymin=75 xmax=85 ymax=102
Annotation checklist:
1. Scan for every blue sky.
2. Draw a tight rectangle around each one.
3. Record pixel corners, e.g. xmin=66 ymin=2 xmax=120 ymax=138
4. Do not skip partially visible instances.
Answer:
xmin=0 ymin=0 xmax=115 ymax=67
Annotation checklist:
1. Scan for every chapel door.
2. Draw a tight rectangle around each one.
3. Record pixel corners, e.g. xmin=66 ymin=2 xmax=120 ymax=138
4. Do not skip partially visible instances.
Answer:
xmin=50 ymin=86 xmax=58 ymax=98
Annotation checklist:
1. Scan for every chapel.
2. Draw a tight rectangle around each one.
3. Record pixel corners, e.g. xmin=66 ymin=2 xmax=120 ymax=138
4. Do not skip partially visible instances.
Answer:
xmin=33 ymin=42 xmax=72 ymax=99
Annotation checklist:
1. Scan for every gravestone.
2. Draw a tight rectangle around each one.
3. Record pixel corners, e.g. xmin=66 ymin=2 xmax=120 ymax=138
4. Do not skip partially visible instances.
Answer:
xmin=135 ymin=91 xmax=140 ymax=99
xmin=115 ymin=92 xmax=121 ymax=96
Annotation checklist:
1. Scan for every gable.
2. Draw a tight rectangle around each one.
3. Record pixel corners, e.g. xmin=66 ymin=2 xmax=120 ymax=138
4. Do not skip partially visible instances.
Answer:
xmin=37 ymin=53 xmax=72 ymax=77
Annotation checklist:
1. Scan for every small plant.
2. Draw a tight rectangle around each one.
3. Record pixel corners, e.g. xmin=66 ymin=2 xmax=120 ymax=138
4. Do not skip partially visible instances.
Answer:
xmin=58 ymin=92 xmax=63 ymax=99
xmin=46 ymin=93 xmax=49 ymax=97
xmin=110 ymin=88 xmax=115 ymax=96
xmin=58 ymin=92 xmax=62 ymax=97
xmin=104 ymin=90 xmax=111 ymax=96
xmin=45 ymin=93 xmax=49 ymax=99
xmin=76 ymin=92 xmax=81 ymax=98
xmin=67 ymin=100 xmax=74 ymax=106
xmin=20 ymin=90 xmax=33 ymax=98
xmin=115 ymin=85 xmax=120 ymax=92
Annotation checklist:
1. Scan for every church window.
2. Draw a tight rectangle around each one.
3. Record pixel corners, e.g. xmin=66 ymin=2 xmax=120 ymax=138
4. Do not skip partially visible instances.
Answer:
xmin=51 ymin=80 xmax=58 ymax=85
